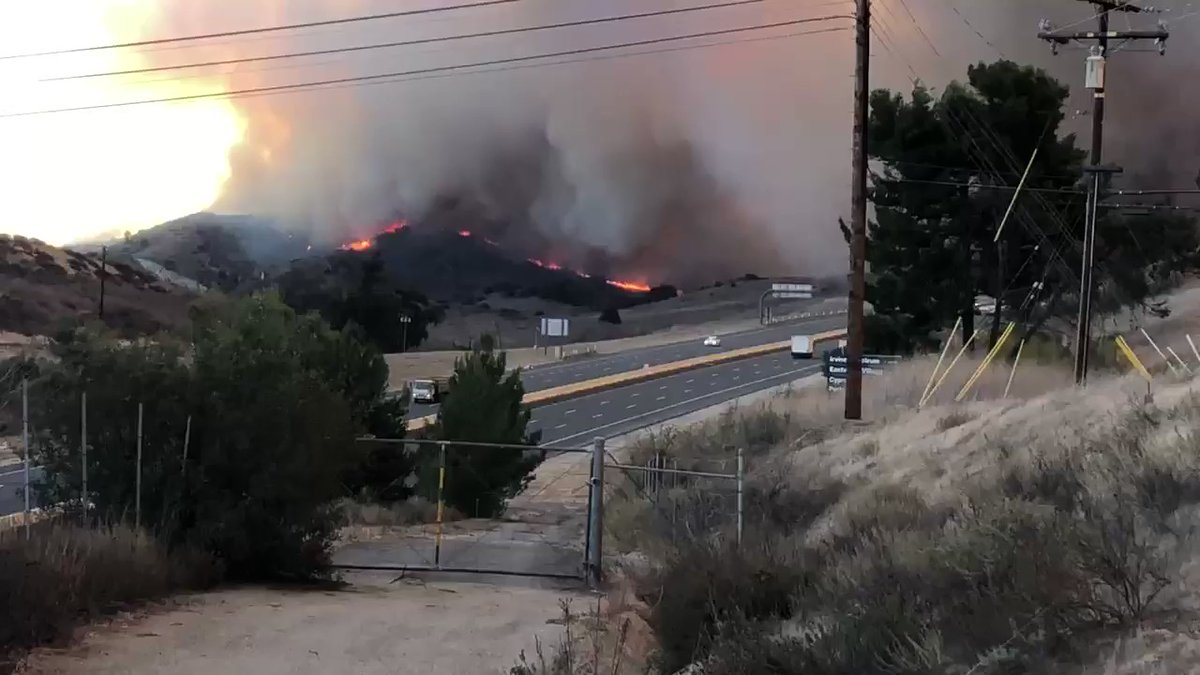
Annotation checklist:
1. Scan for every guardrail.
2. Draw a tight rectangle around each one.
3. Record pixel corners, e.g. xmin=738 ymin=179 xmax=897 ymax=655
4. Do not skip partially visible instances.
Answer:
xmin=407 ymin=327 xmax=847 ymax=431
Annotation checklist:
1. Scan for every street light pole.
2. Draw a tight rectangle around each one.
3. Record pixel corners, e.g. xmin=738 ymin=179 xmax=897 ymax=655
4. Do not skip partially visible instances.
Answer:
xmin=399 ymin=314 xmax=412 ymax=352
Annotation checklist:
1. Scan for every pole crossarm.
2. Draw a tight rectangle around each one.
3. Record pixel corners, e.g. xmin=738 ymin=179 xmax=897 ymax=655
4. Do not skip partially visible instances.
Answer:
xmin=1037 ymin=28 xmax=1168 ymax=43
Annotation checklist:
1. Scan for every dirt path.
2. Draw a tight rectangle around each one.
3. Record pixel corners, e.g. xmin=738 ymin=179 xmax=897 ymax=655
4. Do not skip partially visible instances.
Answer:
xmin=22 ymin=453 xmax=599 ymax=675
xmin=22 ymin=576 xmax=584 ymax=675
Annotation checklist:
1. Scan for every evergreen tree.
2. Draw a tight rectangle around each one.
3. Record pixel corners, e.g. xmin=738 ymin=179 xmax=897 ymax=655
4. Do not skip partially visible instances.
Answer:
xmin=434 ymin=337 xmax=543 ymax=517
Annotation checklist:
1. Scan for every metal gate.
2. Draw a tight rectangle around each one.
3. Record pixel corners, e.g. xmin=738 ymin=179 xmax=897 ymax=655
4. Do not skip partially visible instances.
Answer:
xmin=334 ymin=438 xmax=605 ymax=584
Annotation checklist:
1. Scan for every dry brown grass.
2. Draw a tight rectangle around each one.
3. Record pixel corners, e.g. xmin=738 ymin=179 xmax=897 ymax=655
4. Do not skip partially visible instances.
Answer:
xmin=606 ymin=344 xmax=1200 ymax=674
xmin=0 ymin=522 xmax=219 ymax=672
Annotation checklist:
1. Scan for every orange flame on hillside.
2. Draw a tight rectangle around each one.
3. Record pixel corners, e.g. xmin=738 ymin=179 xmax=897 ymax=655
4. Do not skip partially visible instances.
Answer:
xmin=338 ymin=223 xmax=652 ymax=293
xmin=339 ymin=220 xmax=407 ymax=251
xmin=606 ymin=279 xmax=652 ymax=293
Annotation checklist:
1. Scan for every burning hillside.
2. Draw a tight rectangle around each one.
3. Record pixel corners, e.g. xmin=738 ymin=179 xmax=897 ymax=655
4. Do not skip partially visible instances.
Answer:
xmin=338 ymin=218 xmax=653 ymax=294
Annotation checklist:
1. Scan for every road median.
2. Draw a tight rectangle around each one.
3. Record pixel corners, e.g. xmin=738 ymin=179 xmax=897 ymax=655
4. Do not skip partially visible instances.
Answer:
xmin=407 ymin=328 xmax=847 ymax=431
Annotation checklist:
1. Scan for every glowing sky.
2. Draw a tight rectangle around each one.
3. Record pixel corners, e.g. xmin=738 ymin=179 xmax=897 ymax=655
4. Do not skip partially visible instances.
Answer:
xmin=0 ymin=1 xmax=245 ymax=246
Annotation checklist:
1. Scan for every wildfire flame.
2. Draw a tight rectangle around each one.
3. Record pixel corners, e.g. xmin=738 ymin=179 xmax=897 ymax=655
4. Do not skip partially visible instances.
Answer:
xmin=339 ymin=220 xmax=407 ymax=251
xmin=606 ymin=279 xmax=652 ymax=293
xmin=338 ymin=223 xmax=652 ymax=293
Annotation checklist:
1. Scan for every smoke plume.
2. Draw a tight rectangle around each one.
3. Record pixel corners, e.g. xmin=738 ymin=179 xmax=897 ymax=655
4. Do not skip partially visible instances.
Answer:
xmin=126 ymin=0 xmax=1200 ymax=283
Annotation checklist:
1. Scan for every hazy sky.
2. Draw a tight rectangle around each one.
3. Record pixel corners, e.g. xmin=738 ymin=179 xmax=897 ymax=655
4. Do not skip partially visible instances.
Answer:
xmin=2 ymin=0 xmax=1197 ymax=279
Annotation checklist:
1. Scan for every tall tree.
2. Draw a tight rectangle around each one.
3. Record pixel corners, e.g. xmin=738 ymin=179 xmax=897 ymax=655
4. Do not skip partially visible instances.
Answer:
xmin=860 ymin=60 xmax=1198 ymax=353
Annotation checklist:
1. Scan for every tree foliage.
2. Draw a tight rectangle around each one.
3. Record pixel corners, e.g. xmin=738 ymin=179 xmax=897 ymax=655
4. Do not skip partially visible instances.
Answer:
xmin=859 ymin=60 xmax=1200 ymax=352
xmin=19 ymin=293 xmax=406 ymax=580
xmin=278 ymin=251 xmax=442 ymax=353
xmin=434 ymin=338 xmax=543 ymax=518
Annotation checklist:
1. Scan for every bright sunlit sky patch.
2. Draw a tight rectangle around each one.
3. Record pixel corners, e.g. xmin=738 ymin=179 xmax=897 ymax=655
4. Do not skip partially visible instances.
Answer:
xmin=0 ymin=1 xmax=245 ymax=246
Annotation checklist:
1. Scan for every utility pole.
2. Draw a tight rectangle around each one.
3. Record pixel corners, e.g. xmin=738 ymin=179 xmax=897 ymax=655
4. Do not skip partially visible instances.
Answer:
xmin=98 ymin=245 xmax=108 ymax=320
xmin=845 ymin=0 xmax=870 ymax=420
xmin=1038 ymin=1 xmax=1168 ymax=384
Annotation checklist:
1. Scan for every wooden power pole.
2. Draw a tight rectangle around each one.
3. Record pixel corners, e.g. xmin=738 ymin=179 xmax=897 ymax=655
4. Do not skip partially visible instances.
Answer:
xmin=1038 ymin=0 xmax=1168 ymax=384
xmin=845 ymin=0 xmax=870 ymax=420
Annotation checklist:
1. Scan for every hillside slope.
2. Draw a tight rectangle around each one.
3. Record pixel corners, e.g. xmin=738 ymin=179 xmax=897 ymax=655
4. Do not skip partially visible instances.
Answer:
xmin=0 ymin=235 xmax=193 ymax=337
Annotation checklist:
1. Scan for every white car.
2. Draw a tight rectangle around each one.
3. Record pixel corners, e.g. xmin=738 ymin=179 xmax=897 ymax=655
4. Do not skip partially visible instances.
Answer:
xmin=703 ymin=335 xmax=721 ymax=347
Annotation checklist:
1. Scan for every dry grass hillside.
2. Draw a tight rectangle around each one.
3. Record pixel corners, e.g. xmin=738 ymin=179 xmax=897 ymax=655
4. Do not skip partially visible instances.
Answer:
xmin=0 ymin=235 xmax=193 ymax=338
xmin=559 ymin=344 xmax=1200 ymax=675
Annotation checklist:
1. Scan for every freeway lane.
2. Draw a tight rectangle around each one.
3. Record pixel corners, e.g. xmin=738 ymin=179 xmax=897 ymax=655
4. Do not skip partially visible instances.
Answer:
xmin=0 ymin=464 xmax=41 ymax=518
xmin=407 ymin=312 xmax=844 ymax=419
xmin=530 ymin=346 xmax=833 ymax=448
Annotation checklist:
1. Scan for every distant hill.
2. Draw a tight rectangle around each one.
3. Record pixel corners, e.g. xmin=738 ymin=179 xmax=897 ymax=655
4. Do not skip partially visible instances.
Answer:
xmin=0 ymin=235 xmax=194 ymax=337
xmin=100 ymin=213 xmax=314 ymax=292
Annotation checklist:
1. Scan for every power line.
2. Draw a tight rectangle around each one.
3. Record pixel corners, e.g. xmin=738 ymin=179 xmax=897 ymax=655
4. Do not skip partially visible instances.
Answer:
xmin=220 ymin=24 xmax=851 ymax=105
xmin=45 ymin=0 xmax=827 ymax=82
xmin=0 ymin=0 xmax=522 ymax=61
xmin=1 ymin=15 xmax=853 ymax=119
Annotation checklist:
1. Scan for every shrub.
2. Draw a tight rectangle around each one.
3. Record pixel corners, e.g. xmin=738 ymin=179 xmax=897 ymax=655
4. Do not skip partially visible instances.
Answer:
xmin=0 ymin=523 xmax=218 ymax=670
xmin=26 ymin=294 xmax=403 ymax=580
xmin=435 ymin=341 xmax=543 ymax=517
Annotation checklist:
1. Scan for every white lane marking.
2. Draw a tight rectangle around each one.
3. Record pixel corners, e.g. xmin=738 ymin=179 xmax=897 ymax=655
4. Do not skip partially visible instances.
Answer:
xmin=733 ymin=376 xmax=741 ymax=381
xmin=631 ymin=392 xmax=640 ymax=398
xmin=600 ymin=400 xmax=610 ymax=406
xmin=656 ymin=396 xmax=666 ymax=401
xmin=544 ymin=364 xmax=824 ymax=447
xmin=659 ymin=385 xmax=668 ymax=390
xmin=626 ymin=404 xmax=637 ymax=410
xmin=593 ymin=414 xmax=603 ymax=419
xmin=554 ymin=424 xmax=567 ymax=430
xmin=683 ymin=389 xmax=692 ymax=394
xmin=565 ymin=409 xmax=576 ymax=415
xmin=685 ymin=379 xmax=695 ymax=384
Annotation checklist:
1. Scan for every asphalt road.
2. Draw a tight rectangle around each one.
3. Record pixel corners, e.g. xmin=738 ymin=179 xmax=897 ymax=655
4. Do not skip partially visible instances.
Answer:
xmin=530 ymin=347 xmax=832 ymax=448
xmin=0 ymin=464 xmax=41 ymax=518
xmin=407 ymin=313 xmax=844 ymax=419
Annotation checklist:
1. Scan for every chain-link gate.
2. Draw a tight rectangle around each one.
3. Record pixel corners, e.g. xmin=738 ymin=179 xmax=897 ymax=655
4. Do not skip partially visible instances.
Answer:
xmin=335 ymin=438 xmax=603 ymax=582
xmin=602 ymin=447 xmax=744 ymax=552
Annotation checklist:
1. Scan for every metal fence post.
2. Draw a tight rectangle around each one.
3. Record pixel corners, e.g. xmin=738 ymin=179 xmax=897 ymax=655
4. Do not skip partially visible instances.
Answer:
xmin=588 ymin=437 xmax=605 ymax=587
xmin=135 ymin=402 xmax=143 ymax=529
xmin=736 ymin=447 xmax=745 ymax=546
xmin=434 ymin=441 xmax=447 ymax=570
xmin=22 ymin=379 xmax=30 ymax=541
xmin=81 ymin=392 xmax=88 ymax=521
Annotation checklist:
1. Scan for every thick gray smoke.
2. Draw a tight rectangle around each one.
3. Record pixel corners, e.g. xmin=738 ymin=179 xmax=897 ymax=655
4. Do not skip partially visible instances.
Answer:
xmin=131 ymin=0 xmax=1200 ymax=283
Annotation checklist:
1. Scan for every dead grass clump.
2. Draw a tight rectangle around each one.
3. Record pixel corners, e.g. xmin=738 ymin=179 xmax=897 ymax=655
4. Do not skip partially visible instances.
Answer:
xmin=636 ymin=395 xmax=1200 ymax=674
xmin=0 ymin=522 xmax=219 ymax=671
xmin=339 ymin=497 xmax=450 ymax=527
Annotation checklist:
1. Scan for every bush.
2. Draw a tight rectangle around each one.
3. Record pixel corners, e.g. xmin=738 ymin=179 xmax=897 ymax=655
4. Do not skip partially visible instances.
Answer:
xmin=0 ymin=523 xmax=217 ymax=670
xmin=25 ymin=294 xmax=405 ymax=580
xmin=636 ymin=406 xmax=1200 ymax=673
xmin=435 ymin=340 xmax=543 ymax=517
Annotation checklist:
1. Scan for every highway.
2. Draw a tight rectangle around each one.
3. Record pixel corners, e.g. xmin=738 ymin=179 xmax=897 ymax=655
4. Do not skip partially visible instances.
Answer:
xmin=530 ymin=347 xmax=832 ymax=448
xmin=407 ymin=312 xmax=844 ymax=419
xmin=0 ymin=464 xmax=40 ymax=519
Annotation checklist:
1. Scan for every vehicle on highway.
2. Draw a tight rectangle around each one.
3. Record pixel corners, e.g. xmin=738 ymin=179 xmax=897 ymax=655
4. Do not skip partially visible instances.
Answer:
xmin=703 ymin=335 xmax=721 ymax=347
xmin=410 ymin=377 xmax=448 ymax=404
xmin=791 ymin=335 xmax=813 ymax=359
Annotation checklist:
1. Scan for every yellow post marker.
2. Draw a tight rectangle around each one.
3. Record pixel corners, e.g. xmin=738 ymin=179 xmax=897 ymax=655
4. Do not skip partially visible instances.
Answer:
xmin=921 ymin=329 xmax=981 ymax=408
xmin=955 ymin=322 xmax=1015 ymax=402
xmin=434 ymin=442 xmax=447 ymax=569
xmin=920 ymin=317 xmax=962 ymax=406
xmin=1115 ymin=336 xmax=1152 ymax=382
xmin=1003 ymin=338 xmax=1026 ymax=399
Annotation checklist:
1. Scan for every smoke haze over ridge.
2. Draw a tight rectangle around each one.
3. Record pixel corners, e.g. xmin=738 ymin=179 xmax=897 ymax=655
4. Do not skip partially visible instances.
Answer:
xmin=27 ymin=0 xmax=1200 ymax=282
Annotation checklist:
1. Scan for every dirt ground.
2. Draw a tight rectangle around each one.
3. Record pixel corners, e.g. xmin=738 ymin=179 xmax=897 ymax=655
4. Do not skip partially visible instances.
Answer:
xmin=21 ymin=449 xmax=602 ymax=675
xmin=21 ymin=576 xmax=585 ymax=675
